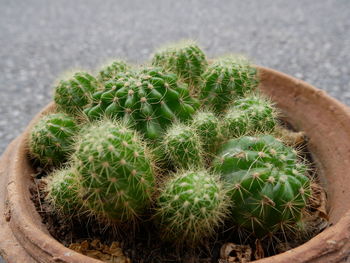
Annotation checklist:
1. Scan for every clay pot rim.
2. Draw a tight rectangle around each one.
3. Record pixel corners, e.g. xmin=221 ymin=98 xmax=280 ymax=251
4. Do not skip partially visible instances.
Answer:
xmin=1 ymin=65 xmax=350 ymax=263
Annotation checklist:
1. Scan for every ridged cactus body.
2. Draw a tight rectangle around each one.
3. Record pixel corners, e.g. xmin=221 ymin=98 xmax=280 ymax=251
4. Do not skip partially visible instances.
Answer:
xmin=191 ymin=111 xmax=221 ymax=153
xmin=152 ymin=41 xmax=207 ymax=86
xmin=84 ymin=67 xmax=200 ymax=140
xmin=212 ymin=135 xmax=310 ymax=237
xmin=222 ymin=95 xmax=278 ymax=139
xmin=73 ymin=120 xmax=156 ymax=224
xmin=29 ymin=113 xmax=78 ymax=166
xmin=163 ymin=123 xmax=203 ymax=169
xmin=97 ymin=60 xmax=130 ymax=82
xmin=157 ymin=170 xmax=229 ymax=244
xmin=200 ymin=56 xmax=258 ymax=112
xmin=54 ymin=72 xmax=99 ymax=115
xmin=46 ymin=167 xmax=82 ymax=216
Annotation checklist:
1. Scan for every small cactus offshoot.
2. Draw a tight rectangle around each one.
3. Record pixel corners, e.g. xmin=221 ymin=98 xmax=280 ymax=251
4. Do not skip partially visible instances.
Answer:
xmin=157 ymin=170 xmax=229 ymax=244
xmin=54 ymin=72 xmax=99 ymax=115
xmin=29 ymin=112 xmax=78 ymax=166
xmin=212 ymin=135 xmax=311 ymax=237
xmin=200 ymin=56 xmax=258 ymax=112
xmin=73 ymin=120 xmax=156 ymax=224
xmin=191 ymin=110 xmax=221 ymax=154
xmin=163 ymin=123 xmax=204 ymax=169
xmin=84 ymin=67 xmax=200 ymax=140
xmin=97 ymin=60 xmax=130 ymax=82
xmin=45 ymin=167 xmax=82 ymax=216
xmin=221 ymin=95 xmax=278 ymax=139
xmin=152 ymin=40 xmax=207 ymax=86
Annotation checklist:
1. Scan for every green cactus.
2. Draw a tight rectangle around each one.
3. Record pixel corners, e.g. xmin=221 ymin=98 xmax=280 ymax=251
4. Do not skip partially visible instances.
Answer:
xmin=54 ymin=72 xmax=100 ymax=115
xmin=221 ymin=95 xmax=278 ymax=139
xmin=152 ymin=40 xmax=207 ymax=86
xmin=163 ymin=123 xmax=204 ymax=169
xmin=212 ymin=135 xmax=311 ymax=237
xmin=45 ymin=167 xmax=82 ymax=216
xmin=191 ymin=110 xmax=221 ymax=154
xmin=97 ymin=60 xmax=130 ymax=82
xmin=84 ymin=67 xmax=200 ymax=140
xmin=200 ymin=55 xmax=258 ymax=112
xmin=73 ymin=120 xmax=156 ymax=224
xmin=157 ymin=170 xmax=229 ymax=244
xmin=29 ymin=113 xmax=79 ymax=167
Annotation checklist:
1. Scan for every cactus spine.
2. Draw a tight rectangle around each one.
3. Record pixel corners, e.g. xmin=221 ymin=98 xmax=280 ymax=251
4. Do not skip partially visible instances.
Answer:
xmin=212 ymin=135 xmax=311 ymax=237
xmin=29 ymin=112 xmax=78 ymax=166
xmin=54 ymin=72 xmax=100 ymax=115
xmin=157 ymin=170 xmax=229 ymax=244
xmin=73 ymin=120 xmax=156 ymax=224
xmin=152 ymin=40 xmax=207 ymax=86
xmin=200 ymin=56 xmax=258 ymax=112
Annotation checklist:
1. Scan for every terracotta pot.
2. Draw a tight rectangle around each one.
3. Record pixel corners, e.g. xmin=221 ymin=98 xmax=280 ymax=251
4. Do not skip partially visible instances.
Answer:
xmin=1 ymin=66 xmax=350 ymax=263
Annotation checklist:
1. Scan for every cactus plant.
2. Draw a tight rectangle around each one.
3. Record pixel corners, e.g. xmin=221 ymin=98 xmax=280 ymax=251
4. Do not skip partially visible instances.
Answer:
xmin=29 ymin=112 xmax=78 ymax=166
xmin=156 ymin=170 xmax=229 ymax=244
xmin=97 ymin=60 xmax=130 ymax=82
xmin=191 ymin=110 xmax=222 ymax=154
xmin=152 ymin=40 xmax=207 ymax=86
xmin=84 ymin=67 xmax=200 ymax=140
xmin=163 ymin=123 xmax=204 ymax=169
xmin=45 ymin=167 xmax=82 ymax=216
xmin=73 ymin=120 xmax=156 ymax=224
xmin=200 ymin=55 xmax=258 ymax=112
xmin=221 ymin=95 xmax=278 ymax=139
xmin=54 ymin=72 xmax=100 ymax=115
xmin=212 ymin=135 xmax=311 ymax=237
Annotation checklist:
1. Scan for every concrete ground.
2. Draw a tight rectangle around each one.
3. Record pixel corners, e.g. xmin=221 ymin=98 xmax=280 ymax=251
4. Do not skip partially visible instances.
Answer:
xmin=0 ymin=0 xmax=349 ymax=261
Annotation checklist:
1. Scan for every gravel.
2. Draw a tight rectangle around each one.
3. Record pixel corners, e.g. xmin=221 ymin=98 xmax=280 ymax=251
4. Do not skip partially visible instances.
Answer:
xmin=0 ymin=0 xmax=349 ymax=259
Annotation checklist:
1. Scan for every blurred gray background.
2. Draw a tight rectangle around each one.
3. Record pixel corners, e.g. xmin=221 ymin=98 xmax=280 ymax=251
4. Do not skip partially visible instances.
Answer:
xmin=1 ymin=0 xmax=350 ymax=155
xmin=0 ymin=0 xmax=349 ymax=261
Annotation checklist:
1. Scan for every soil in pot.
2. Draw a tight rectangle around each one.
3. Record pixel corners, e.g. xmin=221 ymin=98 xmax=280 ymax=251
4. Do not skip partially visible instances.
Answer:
xmin=28 ymin=121 xmax=329 ymax=263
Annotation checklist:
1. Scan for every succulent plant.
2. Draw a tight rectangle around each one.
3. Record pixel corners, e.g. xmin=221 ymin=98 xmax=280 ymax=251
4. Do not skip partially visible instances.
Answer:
xmin=152 ymin=40 xmax=207 ymax=86
xmin=97 ymin=60 xmax=130 ymax=82
xmin=84 ymin=67 xmax=200 ymax=140
xmin=45 ymin=167 xmax=82 ymax=216
xmin=29 ymin=112 xmax=79 ymax=166
xmin=157 ymin=170 xmax=229 ymax=244
xmin=200 ymin=56 xmax=258 ymax=112
xmin=54 ymin=72 xmax=100 ymax=115
xmin=191 ymin=110 xmax=221 ymax=154
xmin=212 ymin=135 xmax=311 ymax=237
xmin=163 ymin=123 xmax=204 ymax=170
xmin=221 ymin=95 xmax=278 ymax=139
xmin=73 ymin=120 xmax=156 ymax=224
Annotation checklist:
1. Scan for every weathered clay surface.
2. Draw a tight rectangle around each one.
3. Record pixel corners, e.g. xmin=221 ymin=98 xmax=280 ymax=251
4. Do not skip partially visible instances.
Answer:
xmin=1 ymin=67 xmax=350 ymax=262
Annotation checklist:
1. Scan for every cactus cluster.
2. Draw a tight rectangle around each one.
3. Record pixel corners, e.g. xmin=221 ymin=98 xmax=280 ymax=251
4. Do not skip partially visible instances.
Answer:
xmin=157 ymin=170 xmax=229 ymax=244
xmin=54 ymin=72 xmax=100 ymax=115
xmin=97 ymin=60 xmax=130 ymax=82
xmin=200 ymin=56 xmax=258 ymax=112
xmin=45 ymin=167 xmax=82 ymax=216
xmin=73 ymin=120 xmax=156 ymax=224
xmin=221 ymin=95 xmax=278 ymax=139
xmin=152 ymin=40 xmax=207 ymax=86
xmin=27 ymin=40 xmax=314 ymax=252
xmin=212 ymin=135 xmax=311 ymax=237
xmin=29 ymin=112 xmax=78 ymax=166
xmin=84 ymin=67 xmax=200 ymax=140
